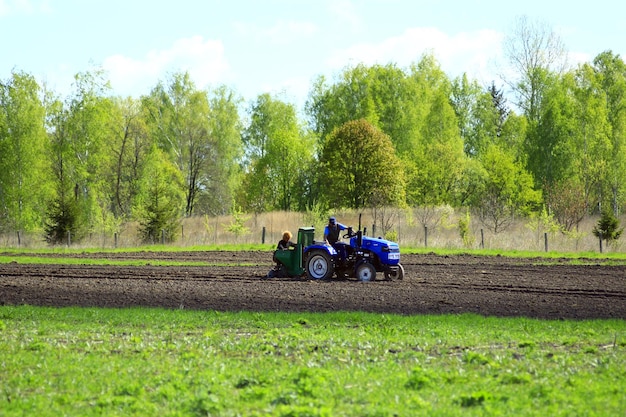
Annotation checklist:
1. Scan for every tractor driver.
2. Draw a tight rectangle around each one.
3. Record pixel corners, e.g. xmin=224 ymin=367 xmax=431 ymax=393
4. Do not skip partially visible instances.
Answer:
xmin=324 ymin=216 xmax=350 ymax=261
xmin=323 ymin=217 xmax=348 ymax=245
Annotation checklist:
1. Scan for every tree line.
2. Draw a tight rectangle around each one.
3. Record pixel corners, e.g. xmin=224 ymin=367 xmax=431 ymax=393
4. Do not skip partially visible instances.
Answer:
xmin=1 ymin=18 xmax=625 ymax=243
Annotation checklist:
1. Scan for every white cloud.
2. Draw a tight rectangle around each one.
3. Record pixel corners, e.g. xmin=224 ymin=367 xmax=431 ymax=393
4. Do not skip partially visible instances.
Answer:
xmin=103 ymin=36 xmax=230 ymax=97
xmin=0 ymin=0 xmax=50 ymax=16
xmin=326 ymin=27 xmax=504 ymax=83
xmin=567 ymin=51 xmax=592 ymax=69
xmin=254 ymin=74 xmax=313 ymax=108
xmin=233 ymin=19 xmax=317 ymax=45
xmin=328 ymin=0 xmax=362 ymax=32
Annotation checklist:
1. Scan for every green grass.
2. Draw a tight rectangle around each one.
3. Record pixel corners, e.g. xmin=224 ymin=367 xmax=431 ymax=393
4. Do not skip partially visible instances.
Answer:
xmin=0 ymin=256 xmax=258 ymax=267
xmin=4 ymin=242 xmax=626 ymax=260
xmin=0 ymin=306 xmax=624 ymax=416
xmin=4 ymin=244 xmax=626 ymax=267
xmin=402 ymin=246 xmax=626 ymax=260
xmin=0 ymin=243 xmax=274 ymax=255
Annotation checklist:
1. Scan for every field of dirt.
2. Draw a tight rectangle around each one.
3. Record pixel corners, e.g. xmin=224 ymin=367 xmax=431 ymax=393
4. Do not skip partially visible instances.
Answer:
xmin=1 ymin=251 xmax=625 ymax=319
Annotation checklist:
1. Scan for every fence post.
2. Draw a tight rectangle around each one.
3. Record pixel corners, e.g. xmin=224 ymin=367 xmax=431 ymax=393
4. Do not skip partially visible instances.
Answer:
xmin=372 ymin=224 xmax=376 ymax=236
xmin=114 ymin=232 xmax=118 ymax=248
xmin=480 ymin=229 xmax=484 ymax=249
xmin=544 ymin=232 xmax=548 ymax=252
xmin=424 ymin=226 xmax=428 ymax=248
xmin=262 ymin=226 xmax=266 ymax=244
xmin=17 ymin=230 xmax=21 ymax=247
xmin=67 ymin=231 xmax=71 ymax=247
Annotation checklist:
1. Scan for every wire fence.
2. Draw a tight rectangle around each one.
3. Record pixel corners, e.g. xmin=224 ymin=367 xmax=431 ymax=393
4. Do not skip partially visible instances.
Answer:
xmin=0 ymin=210 xmax=620 ymax=254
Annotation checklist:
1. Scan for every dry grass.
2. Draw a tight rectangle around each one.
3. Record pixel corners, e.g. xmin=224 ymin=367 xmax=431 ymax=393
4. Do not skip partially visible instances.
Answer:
xmin=0 ymin=208 xmax=620 ymax=254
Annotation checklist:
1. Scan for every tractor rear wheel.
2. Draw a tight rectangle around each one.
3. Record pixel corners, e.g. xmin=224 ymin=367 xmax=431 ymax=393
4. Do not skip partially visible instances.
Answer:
xmin=306 ymin=250 xmax=334 ymax=280
xmin=356 ymin=262 xmax=376 ymax=282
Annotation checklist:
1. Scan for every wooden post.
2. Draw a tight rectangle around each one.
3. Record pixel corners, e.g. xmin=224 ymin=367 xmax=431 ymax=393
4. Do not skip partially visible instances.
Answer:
xmin=17 ymin=231 xmax=21 ymax=247
xmin=424 ymin=225 xmax=428 ymax=248
xmin=161 ymin=229 xmax=165 ymax=245
xmin=544 ymin=232 xmax=548 ymax=252
xmin=480 ymin=229 xmax=484 ymax=249
xmin=114 ymin=232 xmax=118 ymax=248
xmin=67 ymin=231 xmax=71 ymax=247
xmin=262 ymin=226 xmax=266 ymax=244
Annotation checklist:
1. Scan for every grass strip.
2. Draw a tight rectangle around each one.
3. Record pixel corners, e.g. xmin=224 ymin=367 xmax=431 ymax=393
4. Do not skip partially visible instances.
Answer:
xmin=0 ymin=306 xmax=624 ymax=416
xmin=0 ymin=256 xmax=259 ymax=267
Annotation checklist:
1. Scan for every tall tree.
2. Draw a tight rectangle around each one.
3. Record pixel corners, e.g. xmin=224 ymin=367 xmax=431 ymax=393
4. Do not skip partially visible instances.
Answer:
xmin=306 ymin=61 xmax=429 ymax=156
xmin=407 ymin=87 xmax=468 ymax=207
xmin=451 ymin=74 xmax=483 ymax=156
xmin=526 ymin=73 xmax=578 ymax=190
xmin=239 ymin=93 xmax=313 ymax=212
xmin=473 ymin=143 xmax=541 ymax=233
xmin=105 ymin=97 xmax=151 ymax=219
xmin=305 ymin=64 xmax=379 ymax=147
xmin=0 ymin=71 xmax=50 ymax=232
xmin=143 ymin=72 xmax=241 ymax=216
xmin=571 ymin=64 xmax=612 ymax=215
xmin=45 ymin=96 xmax=85 ymax=243
xmin=44 ymin=69 xmax=113 ymax=243
xmin=591 ymin=51 xmax=626 ymax=214
xmin=134 ymin=146 xmax=185 ymax=243
xmin=318 ymin=119 xmax=404 ymax=209
xmin=197 ymin=85 xmax=243 ymax=215
xmin=503 ymin=15 xmax=567 ymax=123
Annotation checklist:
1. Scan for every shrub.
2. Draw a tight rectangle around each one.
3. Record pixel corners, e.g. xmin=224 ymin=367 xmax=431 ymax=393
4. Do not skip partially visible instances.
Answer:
xmin=592 ymin=210 xmax=623 ymax=245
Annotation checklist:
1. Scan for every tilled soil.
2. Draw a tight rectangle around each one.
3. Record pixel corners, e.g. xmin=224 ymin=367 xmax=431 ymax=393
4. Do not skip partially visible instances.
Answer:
xmin=1 ymin=251 xmax=625 ymax=319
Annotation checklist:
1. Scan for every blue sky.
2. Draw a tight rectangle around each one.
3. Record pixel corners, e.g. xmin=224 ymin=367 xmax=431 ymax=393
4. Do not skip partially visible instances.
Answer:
xmin=2 ymin=0 xmax=625 ymax=109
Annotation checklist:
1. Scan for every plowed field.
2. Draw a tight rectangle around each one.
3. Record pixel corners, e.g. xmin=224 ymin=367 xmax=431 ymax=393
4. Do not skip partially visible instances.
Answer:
xmin=1 ymin=251 xmax=625 ymax=319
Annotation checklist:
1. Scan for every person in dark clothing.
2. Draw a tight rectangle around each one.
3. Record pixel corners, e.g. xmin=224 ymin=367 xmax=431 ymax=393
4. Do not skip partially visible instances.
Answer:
xmin=323 ymin=217 xmax=348 ymax=245
xmin=323 ymin=216 xmax=352 ymax=263
xmin=277 ymin=230 xmax=296 ymax=250
xmin=267 ymin=231 xmax=297 ymax=278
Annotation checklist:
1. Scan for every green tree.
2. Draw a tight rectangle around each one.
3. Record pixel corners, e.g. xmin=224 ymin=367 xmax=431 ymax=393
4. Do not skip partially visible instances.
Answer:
xmin=63 ymin=70 xmax=115 ymax=240
xmin=0 ymin=71 xmax=51 ymax=232
xmin=44 ymin=97 xmax=87 ymax=244
xmin=104 ymin=97 xmax=151 ymax=220
xmin=134 ymin=146 xmax=185 ymax=243
xmin=306 ymin=65 xmax=379 ymax=147
xmin=544 ymin=178 xmax=587 ymax=232
xmin=306 ymin=60 xmax=430 ymax=156
xmin=318 ymin=119 xmax=404 ymax=209
xmin=143 ymin=72 xmax=241 ymax=217
xmin=525 ymin=72 xmax=571 ymax=187
xmin=407 ymin=88 xmax=468 ymax=207
xmin=591 ymin=51 xmax=626 ymax=214
xmin=239 ymin=93 xmax=313 ymax=212
xmin=196 ymin=85 xmax=243 ymax=215
xmin=571 ymin=65 xmax=612 ymax=215
xmin=451 ymin=74 xmax=483 ymax=156
xmin=473 ymin=144 xmax=541 ymax=233
xmin=593 ymin=209 xmax=623 ymax=245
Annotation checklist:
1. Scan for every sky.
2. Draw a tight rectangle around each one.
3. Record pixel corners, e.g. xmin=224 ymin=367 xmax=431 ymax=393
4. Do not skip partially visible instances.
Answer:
xmin=1 ymin=0 xmax=625 ymax=110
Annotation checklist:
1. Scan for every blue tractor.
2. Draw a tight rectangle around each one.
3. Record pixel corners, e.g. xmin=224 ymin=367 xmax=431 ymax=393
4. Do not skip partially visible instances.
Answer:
xmin=273 ymin=222 xmax=404 ymax=281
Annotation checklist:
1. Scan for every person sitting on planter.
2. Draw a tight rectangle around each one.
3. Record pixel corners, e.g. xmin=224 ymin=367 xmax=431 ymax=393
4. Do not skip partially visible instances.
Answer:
xmin=267 ymin=231 xmax=296 ymax=278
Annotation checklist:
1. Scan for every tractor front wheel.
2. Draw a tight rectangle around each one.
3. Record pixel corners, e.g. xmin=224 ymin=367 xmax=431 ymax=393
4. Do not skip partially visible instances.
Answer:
xmin=306 ymin=250 xmax=334 ymax=280
xmin=356 ymin=262 xmax=376 ymax=282
xmin=384 ymin=264 xmax=405 ymax=280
